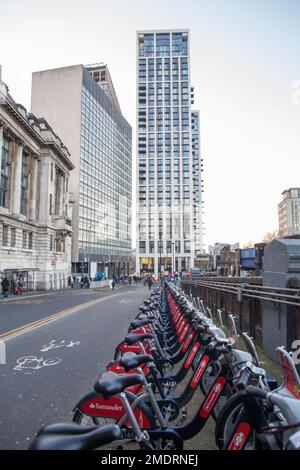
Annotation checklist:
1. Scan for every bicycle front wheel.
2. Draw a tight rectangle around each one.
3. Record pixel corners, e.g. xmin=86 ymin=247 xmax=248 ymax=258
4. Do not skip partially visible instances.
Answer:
xmin=215 ymin=394 xmax=255 ymax=450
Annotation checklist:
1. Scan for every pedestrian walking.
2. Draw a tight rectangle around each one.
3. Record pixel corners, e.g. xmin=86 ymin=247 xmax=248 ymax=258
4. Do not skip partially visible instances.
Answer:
xmin=1 ymin=276 xmax=10 ymax=300
xmin=111 ymin=279 xmax=116 ymax=291
xmin=147 ymin=276 xmax=153 ymax=290
xmin=128 ymin=276 xmax=132 ymax=286
xmin=16 ymin=277 xmax=24 ymax=296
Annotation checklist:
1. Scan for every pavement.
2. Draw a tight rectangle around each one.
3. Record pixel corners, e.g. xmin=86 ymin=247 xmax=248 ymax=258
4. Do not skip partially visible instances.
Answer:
xmin=0 ymin=284 xmax=216 ymax=450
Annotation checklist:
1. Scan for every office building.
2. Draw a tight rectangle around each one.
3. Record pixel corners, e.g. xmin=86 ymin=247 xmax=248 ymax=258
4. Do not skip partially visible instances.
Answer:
xmin=86 ymin=63 xmax=121 ymax=113
xmin=0 ymin=74 xmax=74 ymax=290
xmin=31 ymin=65 xmax=132 ymax=278
xmin=278 ymin=188 xmax=300 ymax=237
xmin=136 ymin=29 xmax=203 ymax=276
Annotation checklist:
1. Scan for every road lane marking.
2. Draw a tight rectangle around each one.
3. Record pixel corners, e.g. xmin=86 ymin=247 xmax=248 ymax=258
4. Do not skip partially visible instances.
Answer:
xmin=0 ymin=291 xmax=128 ymax=342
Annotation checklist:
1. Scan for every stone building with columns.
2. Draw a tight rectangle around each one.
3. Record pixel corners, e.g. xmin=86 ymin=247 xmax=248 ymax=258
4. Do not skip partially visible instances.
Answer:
xmin=0 ymin=76 xmax=74 ymax=291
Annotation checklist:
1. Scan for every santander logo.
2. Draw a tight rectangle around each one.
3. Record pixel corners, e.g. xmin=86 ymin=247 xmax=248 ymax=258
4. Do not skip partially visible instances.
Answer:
xmin=231 ymin=432 xmax=245 ymax=449
xmin=200 ymin=377 xmax=226 ymax=417
xmin=182 ymin=332 xmax=195 ymax=352
xmin=179 ymin=324 xmax=189 ymax=343
xmin=190 ymin=355 xmax=209 ymax=388
xmin=89 ymin=403 xmax=122 ymax=411
xmin=184 ymin=342 xmax=200 ymax=369
xmin=228 ymin=422 xmax=251 ymax=450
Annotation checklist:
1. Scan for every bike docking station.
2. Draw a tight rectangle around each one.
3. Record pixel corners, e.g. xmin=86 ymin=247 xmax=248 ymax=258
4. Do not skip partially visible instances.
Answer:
xmin=12 ymin=280 xmax=300 ymax=468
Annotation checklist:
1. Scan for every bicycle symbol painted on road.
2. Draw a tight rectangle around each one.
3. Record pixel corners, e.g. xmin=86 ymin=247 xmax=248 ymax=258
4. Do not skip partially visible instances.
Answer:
xmin=40 ymin=339 xmax=81 ymax=352
xmin=13 ymin=356 xmax=62 ymax=371
xmin=13 ymin=339 xmax=81 ymax=372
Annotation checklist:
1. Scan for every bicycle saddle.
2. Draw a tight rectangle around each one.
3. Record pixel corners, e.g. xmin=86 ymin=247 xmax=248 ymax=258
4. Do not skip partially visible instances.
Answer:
xmin=37 ymin=422 xmax=95 ymax=436
xmin=119 ymin=352 xmax=153 ymax=371
xmin=136 ymin=312 xmax=156 ymax=320
xmin=130 ymin=318 xmax=153 ymax=328
xmin=139 ymin=306 xmax=151 ymax=313
xmin=124 ymin=332 xmax=153 ymax=345
xmin=94 ymin=371 xmax=143 ymax=398
xmin=28 ymin=424 xmax=121 ymax=450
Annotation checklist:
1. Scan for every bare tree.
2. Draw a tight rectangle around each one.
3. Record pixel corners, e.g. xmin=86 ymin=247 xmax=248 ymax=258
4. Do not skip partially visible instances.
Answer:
xmin=262 ymin=230 xmax=280 ymax=244
xmin=243 ymin=241 xmax=255 ymax=248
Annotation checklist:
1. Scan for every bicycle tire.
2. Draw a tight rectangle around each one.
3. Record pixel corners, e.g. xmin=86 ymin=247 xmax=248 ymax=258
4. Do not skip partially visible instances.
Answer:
xmin=215 ymin=393 xmax=255 ymax=450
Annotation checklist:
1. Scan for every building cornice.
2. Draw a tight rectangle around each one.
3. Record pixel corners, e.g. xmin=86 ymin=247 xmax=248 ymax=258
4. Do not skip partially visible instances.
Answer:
xmin=0 ymin=81 xmax=74 ymax=171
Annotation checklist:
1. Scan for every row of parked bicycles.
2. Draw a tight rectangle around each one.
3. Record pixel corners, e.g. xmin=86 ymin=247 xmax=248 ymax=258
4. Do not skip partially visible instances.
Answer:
xmin=29 ymin=281 xmax=300 ymax=450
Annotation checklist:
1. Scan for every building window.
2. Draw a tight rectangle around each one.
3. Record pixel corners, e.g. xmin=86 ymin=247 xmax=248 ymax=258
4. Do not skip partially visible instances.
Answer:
xmin=22 ymin=230 xmax=27 ymax=249
xmin=50 ymin=235 xmax=53 ymax=251
xmin=139 ymin=241 xmax=146 ymax=254
xmin=184 ymin=240 xmax=191 ymax=253
xmin=49 ymin=194 xmax=53 ymax=215
xmin=28 ymin=232 xmax=33 ymax=250
xmin=2 ymin=224 xmax=8 ymax=246
xmin=50 ymin=163 xmax=53 ymax=181
xmin=20 ymin=153 xmax=28 ymax=215
xmin=0 ymin=136 xmax=9 ymax=207
xmin=11 ymin=228 xmax=16 ymax=247
xmin=56 ymin=237 xmax=62 ymax=252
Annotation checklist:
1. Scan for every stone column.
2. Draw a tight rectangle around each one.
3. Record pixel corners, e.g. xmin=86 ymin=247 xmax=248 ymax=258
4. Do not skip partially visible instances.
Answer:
xmin=0 ymin=126 xmax=3 ymax=175
xmin=62 ymin=175 xmax=67 ymax=216
xmin=29 ymin=156 xmax=38 ymax=221
xmin=12 ymin=140 xmax=23 ymax=215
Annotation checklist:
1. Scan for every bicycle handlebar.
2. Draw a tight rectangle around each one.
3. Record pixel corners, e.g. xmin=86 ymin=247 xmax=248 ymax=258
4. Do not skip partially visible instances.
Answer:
xmin=245 ymin=384 xmax=269 ymax=399
xmin=236 ymin=368 xmax=252 ymax=391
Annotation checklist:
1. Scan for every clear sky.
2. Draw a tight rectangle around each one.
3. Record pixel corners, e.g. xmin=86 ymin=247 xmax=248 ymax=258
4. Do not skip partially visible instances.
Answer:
xmin=1 ymin=0 xmax=299 ymax=249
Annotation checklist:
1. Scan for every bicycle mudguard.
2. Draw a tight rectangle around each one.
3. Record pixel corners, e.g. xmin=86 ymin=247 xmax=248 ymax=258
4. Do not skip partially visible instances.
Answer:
xmin=73 ymin=390 xmax=157 ymax=429
xmin=106 ymin=360 xmax=150 ymax=377
xmin=105 ymin=361 xmax=149 ymax=394
xmin=114 ymin=341 xmax=152 ymax=359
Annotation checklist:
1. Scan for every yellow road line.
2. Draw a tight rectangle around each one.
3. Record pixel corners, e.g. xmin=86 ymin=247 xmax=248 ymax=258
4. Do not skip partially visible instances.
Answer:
xmin=0 ymin=291 xmax=125 ymax=342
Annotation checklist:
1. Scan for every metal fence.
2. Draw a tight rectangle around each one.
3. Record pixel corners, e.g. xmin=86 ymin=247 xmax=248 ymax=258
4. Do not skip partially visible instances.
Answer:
xmin=181 ymin=278 xmax=300 ymax=348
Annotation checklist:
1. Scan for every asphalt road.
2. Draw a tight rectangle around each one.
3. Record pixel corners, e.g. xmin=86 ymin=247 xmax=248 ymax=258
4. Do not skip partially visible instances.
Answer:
xmin=0 ymin=285 xmax=135 ymax=335
xmin=0 ymin=285 xmax=149 ymax=449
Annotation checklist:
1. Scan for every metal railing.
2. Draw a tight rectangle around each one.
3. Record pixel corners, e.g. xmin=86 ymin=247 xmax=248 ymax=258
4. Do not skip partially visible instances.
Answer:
xmin=181 ymin=279 xmax=300 ymax=308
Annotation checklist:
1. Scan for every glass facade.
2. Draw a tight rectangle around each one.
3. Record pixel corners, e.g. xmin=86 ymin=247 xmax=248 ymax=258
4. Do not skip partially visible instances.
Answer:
xmin=136 ymin=30 xmax=202 ymax=274
xmin=79 ymin=70 xmax=132 ymax=263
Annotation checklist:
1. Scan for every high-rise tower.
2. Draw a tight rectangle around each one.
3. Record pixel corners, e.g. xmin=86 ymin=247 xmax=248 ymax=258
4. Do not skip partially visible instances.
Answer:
xmin=136 ymin=30 xmax=203 ymax=276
